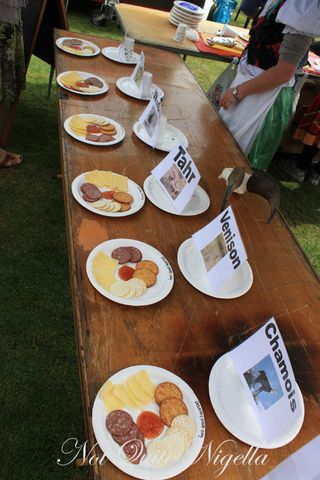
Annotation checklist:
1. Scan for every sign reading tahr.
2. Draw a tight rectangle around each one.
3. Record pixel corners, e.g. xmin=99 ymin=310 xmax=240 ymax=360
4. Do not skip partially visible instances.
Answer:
xmin=151 ymin=144 xmax=200 ymax=213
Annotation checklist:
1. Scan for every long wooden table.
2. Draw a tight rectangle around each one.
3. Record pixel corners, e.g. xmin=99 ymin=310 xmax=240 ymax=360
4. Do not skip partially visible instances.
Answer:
xmin=115 ymin=3 xmax=248 ymax=61
xmin=55 ymin=29 xmax=320 ymax=480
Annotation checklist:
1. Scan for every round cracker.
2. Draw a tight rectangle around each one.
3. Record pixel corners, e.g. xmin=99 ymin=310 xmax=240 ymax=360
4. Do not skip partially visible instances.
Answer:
xmin=120 ymin=203 xmax=131 ymax=212
xmin=147 ymin=432 xmax=185 ymax=466
xmin=136 ymin=260 xmax=159 ymax=275
xmin=155 ymin=382 xmax=183 ymax=405
xmin=113 ymin=192 xmax=133 ymax=204
xmin=170 ymin=415 xmax=196 ymax=450
xmin=133 ymin=268 xmax=156 ymax=288
xmin=159 ymin=397 xmax=188 ymax=426
xmin=111 ymin=280 xmax=131 ymax=297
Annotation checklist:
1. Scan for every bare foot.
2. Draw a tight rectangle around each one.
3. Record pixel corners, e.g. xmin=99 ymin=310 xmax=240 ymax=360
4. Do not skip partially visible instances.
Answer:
xmin=0 ymin=148 xmax=23 ymax=167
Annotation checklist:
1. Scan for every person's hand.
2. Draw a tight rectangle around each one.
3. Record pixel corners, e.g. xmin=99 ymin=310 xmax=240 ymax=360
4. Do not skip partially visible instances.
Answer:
xmin=220 ymin=88 xmax=238 ymax=110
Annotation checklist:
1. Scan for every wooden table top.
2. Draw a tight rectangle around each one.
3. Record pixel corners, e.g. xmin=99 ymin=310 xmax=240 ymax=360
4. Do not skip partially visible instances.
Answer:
xmin=115 ymin=3 xmax=248 ymax=61
xmin=54 ymin=28 xmax=320 ymax=480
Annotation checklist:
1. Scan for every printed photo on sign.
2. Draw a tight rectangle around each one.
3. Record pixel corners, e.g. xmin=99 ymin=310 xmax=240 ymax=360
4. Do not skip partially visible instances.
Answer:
xmin=138 ymin=90 xmax=161 ymax=147
xmin=160 ymin=164 xmax=186 ymax=200
xmin=151 ymin=145 xmax=201 ymax=213
xmin=229 ymin=318 xmax=303 ymax=442
xmin=130 ymin=51 xmax=144 ymax=90
xmin=243 ymin=355 xmax=284 ymax=412
xmin=201 ymin=233 xmax=227 ymax=272
xmin=144 ymin=105 xmax=158 ymax=139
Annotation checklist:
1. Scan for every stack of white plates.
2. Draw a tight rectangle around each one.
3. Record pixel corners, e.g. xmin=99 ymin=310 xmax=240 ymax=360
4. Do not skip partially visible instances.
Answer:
xmin=169 ymin=1 xmax=204 ymax=30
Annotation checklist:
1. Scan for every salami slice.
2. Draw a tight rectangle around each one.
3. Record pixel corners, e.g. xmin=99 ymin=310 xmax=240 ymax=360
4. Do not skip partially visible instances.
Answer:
xmin=106 ymin=410 xmax=133 ymax=436
xmin=86 ymin=134 xmax=100 ymax=142
xmin=62 ymin=38 xmax=83 ymax=47
xmin=85 ymin=77 xmax=104 ymax=88
xmin=80 ymin=183 xmax=102 ymax=200
xmin=111 ymin=247 xmax=132 ymax=264
xmin=112 ymin=424 xmax=144 ymax=446
xmin=123 ymin=439 xmax=147 ymax=464
xmin=98 ymin=134 xmax=115 ymax=143
xmin=129 ymin=247 xmax=142 ymax=263
xmin=82 ymin=193 xmax=101 ymax=203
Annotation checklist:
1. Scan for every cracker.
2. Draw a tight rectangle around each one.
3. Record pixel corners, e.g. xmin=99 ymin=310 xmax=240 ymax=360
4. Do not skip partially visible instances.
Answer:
xmin=113 ymin=192 xmax=133 ymax=204
xmin=136 ymin=260 xmax=159 ymax=275
xmin=147 ymin=432 xmax=185 ymax=466
xmin=120 ymin=203 xmax=131 ymax=212
xmin=133 ymin=268 xmax=156 ymax=288
xmin=155 ymin=382 xmax=183 ymax=404
xmin=159 ymin=397 xmax=188 ymax=426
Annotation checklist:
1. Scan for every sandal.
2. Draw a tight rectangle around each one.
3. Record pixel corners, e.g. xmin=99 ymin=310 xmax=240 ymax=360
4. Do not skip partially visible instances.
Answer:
xmin=0 ymin=148 xmax=23 ymax=167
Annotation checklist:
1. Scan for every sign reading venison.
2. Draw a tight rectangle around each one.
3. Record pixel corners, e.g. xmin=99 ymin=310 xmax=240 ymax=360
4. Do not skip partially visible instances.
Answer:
xmin=192 ymin=206 xmax=247 ymax=291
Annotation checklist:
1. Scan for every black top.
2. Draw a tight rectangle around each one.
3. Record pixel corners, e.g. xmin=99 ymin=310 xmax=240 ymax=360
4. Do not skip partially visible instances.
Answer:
xmin=246 ymin=0 xmax=287 ymax=70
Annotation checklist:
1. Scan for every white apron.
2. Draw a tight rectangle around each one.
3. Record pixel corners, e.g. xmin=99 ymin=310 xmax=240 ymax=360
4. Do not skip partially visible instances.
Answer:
xmin=219 ymin=57 xmax=294 ymax=155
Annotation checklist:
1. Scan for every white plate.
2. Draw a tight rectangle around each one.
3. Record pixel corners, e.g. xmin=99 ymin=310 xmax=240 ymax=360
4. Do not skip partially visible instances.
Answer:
xmin=116 ymin=77 xmax=164 ymax=101
xmin=133 ymin=122 xmax=188 ymax=152
xmin=56 ymin=37 xmax=100 ymax=57
xmin=170 ymin=10 xmax=201 ymax=26
xmin=170 ymin=14 xmax=200 ymax=29
xmin=71 ymin=172 xmax=145 ymax=217
xmin=173 ymin=1 xmax=204 ymax=16
xmin=64 ymin=114 xmax=125 ymax=146
xmin=56 ymin=71 xmax=109 ymax=96
xmin=177 ymin=238 xmax=253 ymax=298
xmin=92 ymin=365 xmax=205 ymax=480
xmin=102 ymin=46 xmax=140 ymax=64
xmin=86 ymin=239 xmax=174 ymax=306
xmin=208 ymin=353 xmax=304 ymax=448
xmin=143 ymin=175 xmax=209 ymax=216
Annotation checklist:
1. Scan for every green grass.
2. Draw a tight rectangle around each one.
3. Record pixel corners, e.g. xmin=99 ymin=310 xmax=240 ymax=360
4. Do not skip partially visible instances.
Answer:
xmin=0 ymin=5 xmax=319 ymax=480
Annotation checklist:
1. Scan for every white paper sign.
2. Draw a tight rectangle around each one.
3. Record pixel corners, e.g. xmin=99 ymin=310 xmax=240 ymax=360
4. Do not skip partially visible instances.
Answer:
xmin=151 ymin=145 xmax=201 ymax=213
xmin=261 ymin=435 xmax=320 ymax=480
xmin=138 ymin=89 xmax=161 ymax=147
xmin=229 ymin=318 xmax=303 ymax=443
xmin=192 ymin=206 xmax=247 ymax=291
xmin=130 ymin=51 xmax=144 ymax=94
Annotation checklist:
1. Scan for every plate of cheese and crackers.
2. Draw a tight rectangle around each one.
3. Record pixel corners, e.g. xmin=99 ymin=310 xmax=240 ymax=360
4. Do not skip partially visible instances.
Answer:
xmin=116 ymin=77 xmax=164 ymax=101
xmin=64 ymin=114 xmax=125 ymax=146
xmin=143 ymin=175 xmax=210 ymax=216
xmin=102 ymin=46 xmax=140 ymax=64
xmin=86 ymin=239 xmax=174 ymax=306
xmin=177 ymin=238 xmax=253 ymax=299
xmin=92 ymin=365 xmax=205 ymax=479
xmin=71 ymin=170 xmax=145 ymax=217
xmin=208 ymin=354 xmax=304 ymax=448
xmin=133 ymin=122 xmax=188 ymax=153
xmin=56 ymin=71 xmax=109 ymax=96
xmin=56 ymin=37 xmax=100 ymax=56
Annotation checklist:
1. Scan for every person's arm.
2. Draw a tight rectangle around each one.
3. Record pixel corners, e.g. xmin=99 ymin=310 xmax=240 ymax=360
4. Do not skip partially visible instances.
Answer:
xmin=220 ymin=60 xmax=296 ymax=109
xmin=220 ymin=33 xmax=312 ymax=110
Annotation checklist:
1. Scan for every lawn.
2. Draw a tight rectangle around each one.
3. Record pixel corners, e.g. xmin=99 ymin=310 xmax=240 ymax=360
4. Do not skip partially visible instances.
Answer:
xmin=0 ymin=4 xmax=319 ymax=480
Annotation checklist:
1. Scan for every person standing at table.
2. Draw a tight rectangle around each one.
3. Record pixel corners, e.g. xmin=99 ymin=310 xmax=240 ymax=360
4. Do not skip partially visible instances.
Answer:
xmin=219 ymin=0 xmax=320 ymax=171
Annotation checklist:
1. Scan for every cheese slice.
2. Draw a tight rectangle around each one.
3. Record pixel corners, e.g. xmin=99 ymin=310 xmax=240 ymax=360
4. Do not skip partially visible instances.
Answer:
xmin=133 ymin=369 xmax=155 ymax=398
xmin=113 ymin=174 xmax=128 ymax=192
xmin=122 ymin=382 xmax=145 ymax=408
xmin=92 ymin=252 xmax=118 ymax=292
xmin=99 ymin=380 xmax=124 ymax=412
xmin=112 ymin=384 xmax=136 ymax=409
xmin=127 ymin=376 xmax=153 ymax=404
